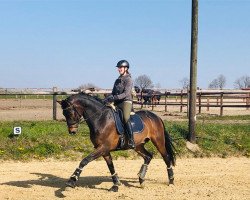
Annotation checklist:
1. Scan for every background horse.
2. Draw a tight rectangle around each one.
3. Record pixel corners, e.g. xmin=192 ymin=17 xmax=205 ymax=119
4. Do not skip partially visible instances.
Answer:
xmin=135 ymin=88 xmax=162 ymax=105
xmin=58 ymin=93 xmax=175 ymax=192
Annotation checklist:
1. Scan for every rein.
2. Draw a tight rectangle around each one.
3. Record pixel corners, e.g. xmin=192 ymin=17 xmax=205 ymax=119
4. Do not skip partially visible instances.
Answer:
xmin=63 ymin=98 xmax=106 ymax=125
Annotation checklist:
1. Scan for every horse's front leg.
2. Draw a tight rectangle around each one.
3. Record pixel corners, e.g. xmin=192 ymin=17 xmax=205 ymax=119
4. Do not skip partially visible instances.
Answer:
xmin=103 ymin=153 xmax=121 ymax=192
xmin=66 ymin=147 xmax=104 ymax=188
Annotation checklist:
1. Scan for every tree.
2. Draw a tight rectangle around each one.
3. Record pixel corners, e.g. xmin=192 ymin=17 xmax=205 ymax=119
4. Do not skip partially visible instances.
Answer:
xmin=217 ymin=74 xmax=226 ymax=89
xmin=234 ymin=75 xmax=250 ymax=89
xmin=208 ymin=79 xmax=218 ymax=89
xmin=179 ymin=77 xmax=189 ymax=89
xmin=78 ymin=83 xmax=99 ymax=90
xmin=208 ymin=74 xmax=226 ymax=89
xmin=134 ymin=74 xmax=153 ymax=90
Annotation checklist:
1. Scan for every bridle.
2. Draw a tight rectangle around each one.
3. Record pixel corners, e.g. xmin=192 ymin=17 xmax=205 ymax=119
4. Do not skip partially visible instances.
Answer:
xmin=63 ymin=99 xmax=106 ymax=127
xmin=62 ymin=100 xmax=83 ymax=127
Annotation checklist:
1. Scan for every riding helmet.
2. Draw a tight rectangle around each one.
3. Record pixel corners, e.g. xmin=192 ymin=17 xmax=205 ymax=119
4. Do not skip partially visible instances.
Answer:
xmin=116 ymin=60 xmax=130 ymax=68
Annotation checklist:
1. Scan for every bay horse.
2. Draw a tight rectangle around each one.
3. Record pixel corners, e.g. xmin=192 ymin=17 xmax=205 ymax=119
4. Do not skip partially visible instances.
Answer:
xmin=58 ymin=92 xmax=175 ymax=192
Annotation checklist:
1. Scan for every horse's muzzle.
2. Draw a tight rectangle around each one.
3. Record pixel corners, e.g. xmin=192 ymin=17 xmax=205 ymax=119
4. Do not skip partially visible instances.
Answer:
xmin=68 ymin=126 xmax=78 ymax=135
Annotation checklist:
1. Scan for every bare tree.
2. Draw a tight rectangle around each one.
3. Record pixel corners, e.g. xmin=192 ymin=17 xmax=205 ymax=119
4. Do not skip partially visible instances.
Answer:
xmin=208 ymin=79 xmax=218 ymax=89
xmin=179 ymin=77 xmax=189 ymax=89
xmin=234 ymin=75 xmax=250 ymax=89
xmin=134 ymin=74 xmax=153 ymax=90
xmin=78 ymin=83 xmax=99 ymax=90
xmin=217 ymin=74 xmax=226 ymax=89
xmin=208 ymin=74 xmax=226 ymax=89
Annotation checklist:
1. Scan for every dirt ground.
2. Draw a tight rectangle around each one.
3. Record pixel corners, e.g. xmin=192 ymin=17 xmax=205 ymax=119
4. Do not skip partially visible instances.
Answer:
xmin=0 ymin=99 xmax=249 ymax=199
xmin=0 ymin=158 xmax=249 ymax=200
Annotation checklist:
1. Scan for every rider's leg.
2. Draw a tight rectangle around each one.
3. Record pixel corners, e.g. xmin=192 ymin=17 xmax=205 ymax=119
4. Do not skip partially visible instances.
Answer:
xmin=122 ymin=101 xmax=135 ymax=149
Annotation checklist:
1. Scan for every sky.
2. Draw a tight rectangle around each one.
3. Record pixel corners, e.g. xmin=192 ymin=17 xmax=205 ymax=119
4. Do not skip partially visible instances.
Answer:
xmin=0 ymin=0 xmax=249 ymax=90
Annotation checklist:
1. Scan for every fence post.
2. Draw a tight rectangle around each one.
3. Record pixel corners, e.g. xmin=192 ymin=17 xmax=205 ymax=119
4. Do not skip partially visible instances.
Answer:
xmin=220 ymin=92 xmax=224 ymax=116
xmin=140 ymin=91 xmax=143 ymax=109
xmin=165 ymin=91 xmax=168 ymax=112
xmin=207 ymin=98 xmax=210 ymax=111
xmin=180 ymin=90 xmax=183 ymax=112
xmin=53 ymin=87 xmax=58 ymax=120
xmin=198 ymin=92 xmax=201 ymax=114
xmin=247 ymin=93 xmax=249 ymax=110
xmin=19 ymin=90 xmax=23 ymax=108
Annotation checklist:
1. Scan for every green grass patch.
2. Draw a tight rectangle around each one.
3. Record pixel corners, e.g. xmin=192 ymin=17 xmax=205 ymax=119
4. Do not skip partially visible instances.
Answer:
xmin=164 ymin=120 xmax=250 ymax=158
xmin=0 ymin=121 xmax=92 ymax=160
xmin=0 ymin=117 xmax=249 ymax=161
xmin=195 ymin=122 xmax=250 ymax=157
xmin=197 ymin=114 xmax=250 ymax=121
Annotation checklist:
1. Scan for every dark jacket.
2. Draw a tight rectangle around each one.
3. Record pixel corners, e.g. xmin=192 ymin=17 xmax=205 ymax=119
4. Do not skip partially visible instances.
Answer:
xmin=112 ymin=74 xmax=133 ymax=104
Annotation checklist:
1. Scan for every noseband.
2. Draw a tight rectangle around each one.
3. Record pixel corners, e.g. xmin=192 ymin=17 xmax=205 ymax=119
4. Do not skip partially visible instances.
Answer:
xmin=63 ymin=100 xmax=83 ymax=127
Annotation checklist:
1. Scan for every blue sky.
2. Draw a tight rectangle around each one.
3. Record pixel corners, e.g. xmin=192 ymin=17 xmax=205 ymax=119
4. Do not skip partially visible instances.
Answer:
xmin=0 ymin=0 xmax=249 ymax=89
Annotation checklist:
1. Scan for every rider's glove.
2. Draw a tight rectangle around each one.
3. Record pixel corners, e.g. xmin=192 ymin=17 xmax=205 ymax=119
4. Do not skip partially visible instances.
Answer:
xmin=103 ymin=95 xmax=115 ymax=104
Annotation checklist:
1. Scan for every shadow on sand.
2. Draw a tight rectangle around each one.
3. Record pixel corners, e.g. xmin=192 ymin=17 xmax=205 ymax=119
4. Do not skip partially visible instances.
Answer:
xmin=1 ymin=172 xmax=142 ymax=198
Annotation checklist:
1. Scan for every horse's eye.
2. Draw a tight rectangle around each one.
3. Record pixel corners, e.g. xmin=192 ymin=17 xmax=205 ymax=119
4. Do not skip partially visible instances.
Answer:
xmin=63 ymin=109 xmax=72 ymax=117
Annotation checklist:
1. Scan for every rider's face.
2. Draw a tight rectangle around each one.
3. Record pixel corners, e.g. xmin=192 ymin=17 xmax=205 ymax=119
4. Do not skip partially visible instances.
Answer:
xmin=117 ymin=66 xmax=126 ymax=75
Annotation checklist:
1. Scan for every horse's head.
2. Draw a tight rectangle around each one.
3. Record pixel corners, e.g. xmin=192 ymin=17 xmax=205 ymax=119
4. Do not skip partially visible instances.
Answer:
xmin=57 ymin=99 xmax=82 ymax=135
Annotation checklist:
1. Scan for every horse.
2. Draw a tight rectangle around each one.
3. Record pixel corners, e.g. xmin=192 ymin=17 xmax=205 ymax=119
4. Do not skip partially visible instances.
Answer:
xmin=136 ymin=88 xmax=162 ymax=106
xmin=58 ymin=92 xmax=175 ymax=192
xmin=151 ymin=91 xmax=162 ymax=105
xmin=134 ymin=87 xmax=154 ymax=104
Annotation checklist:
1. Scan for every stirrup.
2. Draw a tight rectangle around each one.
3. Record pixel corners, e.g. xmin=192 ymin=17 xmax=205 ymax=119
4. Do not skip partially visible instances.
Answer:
xmin=128 ymin=140 xmax=135 ymax=149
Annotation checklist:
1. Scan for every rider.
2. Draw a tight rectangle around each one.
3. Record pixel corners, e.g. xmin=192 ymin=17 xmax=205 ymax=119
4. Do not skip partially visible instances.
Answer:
xmin=104 ymin=60 xmax=135 ymax=149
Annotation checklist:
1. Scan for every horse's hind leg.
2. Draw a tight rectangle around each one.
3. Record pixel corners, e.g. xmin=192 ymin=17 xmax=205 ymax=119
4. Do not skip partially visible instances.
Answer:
xmin=135 ymin=144 xmax=153 ymax=187
xmin=151 ymin=138 xmax=174 ymax=185
xmin=103 ymin=153 xmax=121 ymax=192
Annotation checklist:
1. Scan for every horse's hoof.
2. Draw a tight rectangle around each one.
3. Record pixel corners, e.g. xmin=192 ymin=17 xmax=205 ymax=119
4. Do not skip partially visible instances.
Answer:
xmin=108 ymin=185 xmax=119 ymax=192
xmin=140 ymin=182 xmax=145 ymax=188
xmin=169 ymin=178 xmax=174 ymax=185
xmin=65 ymin=178 xmax=76 ymax=188
xmin=116 ymin=180 xmax=122 ymax=186
xmin=139 ymin=177 xmax=145 ymax=187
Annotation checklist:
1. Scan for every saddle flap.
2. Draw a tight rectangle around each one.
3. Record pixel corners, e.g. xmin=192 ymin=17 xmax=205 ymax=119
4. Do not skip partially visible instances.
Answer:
xmin=130 ymin=114 xmax=144 ymax=133
xmin=112 ymin=109 xmax=144 ymax=135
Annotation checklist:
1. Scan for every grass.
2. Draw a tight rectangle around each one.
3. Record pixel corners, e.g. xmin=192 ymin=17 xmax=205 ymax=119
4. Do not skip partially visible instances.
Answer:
xmin=0 ymin=121 xmax=93 ymax=160
xmin=0 ymin=116 xmax=249 ymax=161
xmin=163 ymin=118 xmax=249 ymax=158
xmin=197 ymin=114 xmax=250 ymax=121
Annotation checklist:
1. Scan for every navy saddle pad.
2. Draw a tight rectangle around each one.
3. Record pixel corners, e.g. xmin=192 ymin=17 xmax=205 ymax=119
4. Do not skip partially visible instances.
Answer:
xmin=112 ymin=109 xmax=144 ymax=135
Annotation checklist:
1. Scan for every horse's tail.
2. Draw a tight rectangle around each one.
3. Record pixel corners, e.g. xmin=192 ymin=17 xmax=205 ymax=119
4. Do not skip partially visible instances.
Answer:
xmin=162 ymin=121 xmax=176 ymax=166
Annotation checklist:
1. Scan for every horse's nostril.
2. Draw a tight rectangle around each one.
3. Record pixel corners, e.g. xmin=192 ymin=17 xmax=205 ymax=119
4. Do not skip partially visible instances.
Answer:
xmin=69 ymin=131 xmax=76 ymax=135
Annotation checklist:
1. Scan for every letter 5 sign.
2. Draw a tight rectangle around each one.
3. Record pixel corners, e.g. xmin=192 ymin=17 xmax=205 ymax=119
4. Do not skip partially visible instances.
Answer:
xmin=14 ymin=127 xmax=22 ymax=135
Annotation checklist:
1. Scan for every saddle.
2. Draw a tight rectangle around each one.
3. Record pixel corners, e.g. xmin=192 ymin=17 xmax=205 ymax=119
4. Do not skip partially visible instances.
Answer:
xmin=110 ymin=105 xmax=144 ymax=149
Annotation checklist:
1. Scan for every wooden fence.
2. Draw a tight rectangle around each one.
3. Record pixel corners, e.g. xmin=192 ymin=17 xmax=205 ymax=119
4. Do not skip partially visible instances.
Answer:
xmin=135 ymin=90 xmax=250 ymax=116
xmin=0 ymin=88 xmax=249 ymax=119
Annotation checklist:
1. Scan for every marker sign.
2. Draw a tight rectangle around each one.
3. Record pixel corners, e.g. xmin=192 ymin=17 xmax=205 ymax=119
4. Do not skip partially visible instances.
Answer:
xmin=13 ymin=127 xmax=22 ymax=135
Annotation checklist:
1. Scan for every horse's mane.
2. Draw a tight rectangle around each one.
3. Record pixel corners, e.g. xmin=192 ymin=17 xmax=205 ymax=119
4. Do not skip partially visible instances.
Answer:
xmin=67 ymin=92 xmax=105 ymax=106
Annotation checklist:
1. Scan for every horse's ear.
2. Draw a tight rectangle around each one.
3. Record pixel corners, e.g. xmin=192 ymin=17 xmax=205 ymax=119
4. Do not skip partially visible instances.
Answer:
xmin=57 ymin=100 xmax=62 ymax=105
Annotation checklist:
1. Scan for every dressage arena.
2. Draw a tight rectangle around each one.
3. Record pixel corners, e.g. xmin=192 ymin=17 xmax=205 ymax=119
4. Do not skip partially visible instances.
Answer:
xmin=0 ymin=158 xmax=249 ymax=200
xmin=0 ymin=99 xmax=249 ymax=199
xmin=0 ymin=98 xmax=249 ymax=121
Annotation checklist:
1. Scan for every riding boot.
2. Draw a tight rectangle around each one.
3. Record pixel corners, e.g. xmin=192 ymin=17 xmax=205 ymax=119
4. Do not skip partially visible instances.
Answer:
xmin=125 ymin=120 xmax=135 ymax=149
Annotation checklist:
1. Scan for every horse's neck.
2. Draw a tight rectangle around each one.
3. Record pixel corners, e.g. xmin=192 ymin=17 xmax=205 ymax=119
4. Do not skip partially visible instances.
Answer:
xmin=79 ymin=97 xmax=105 ymax=134
xmin=80 ymin=97 xmax=103 ymax=120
